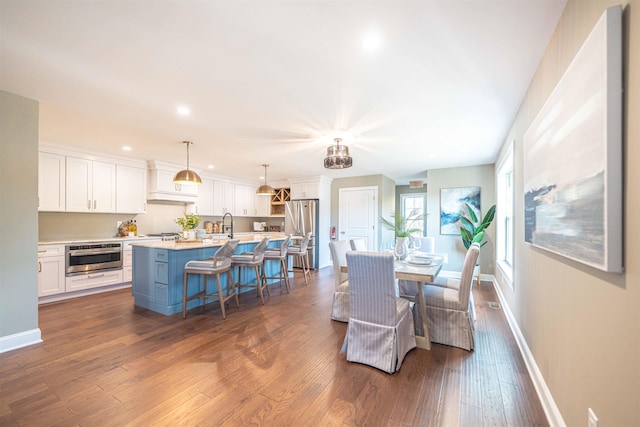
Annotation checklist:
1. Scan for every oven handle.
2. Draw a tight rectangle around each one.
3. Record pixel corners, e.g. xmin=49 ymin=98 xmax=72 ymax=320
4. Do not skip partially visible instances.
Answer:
xmin=68 ymin=248 xmax=122 ymax=256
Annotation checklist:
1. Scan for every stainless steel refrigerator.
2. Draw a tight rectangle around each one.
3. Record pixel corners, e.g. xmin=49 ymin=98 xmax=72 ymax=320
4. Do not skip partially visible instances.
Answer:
xmin=284 ymin=199 xmax=319 ymax=270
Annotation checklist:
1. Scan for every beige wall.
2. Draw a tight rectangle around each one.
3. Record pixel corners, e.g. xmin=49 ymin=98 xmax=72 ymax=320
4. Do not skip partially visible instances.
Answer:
xmin=495 ymin=1 xmax=640 ymax=425
xmin=427 ymin=165 xmax=496 ymax=273
xmin=330 ymin=174 xmax=395 ymax=250
xmin=0 ymin=91 xmax=39 ymax=340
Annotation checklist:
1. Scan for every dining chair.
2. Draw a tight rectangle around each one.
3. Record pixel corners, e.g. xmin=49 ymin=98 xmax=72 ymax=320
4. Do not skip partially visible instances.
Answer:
xmin=349 ymin=238 xmax=367 ymax=251
xmin=415 ymin=242 xmax=480 ymax=351
xmin=328 ymin=240 xmax=350 ymax=322
xmin=413 ymin=236 xmax=435 ymax=253
xmin=231 ymin=237 xmax=271 ymax=305
xmin=287 ymin=232 xmax=312 ymax=286
xmin=341 ymin=251 xmax=416 ymax=373
xmin=182 ymin=239 xmax=239 ymax=319
xmin=262 ymin=235 xmax=292 ymax=293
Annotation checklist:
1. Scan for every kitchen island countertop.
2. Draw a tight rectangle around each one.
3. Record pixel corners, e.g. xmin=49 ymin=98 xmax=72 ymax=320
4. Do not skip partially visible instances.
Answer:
xmin=129 ymin=234 xmax=286 ymax=251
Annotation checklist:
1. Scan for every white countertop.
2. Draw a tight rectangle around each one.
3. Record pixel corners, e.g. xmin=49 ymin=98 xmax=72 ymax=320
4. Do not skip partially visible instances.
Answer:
xmin=38 ymin=232 xmax=284 ymax=246
xmin=130 ymin=234 xmax=286 ymax=250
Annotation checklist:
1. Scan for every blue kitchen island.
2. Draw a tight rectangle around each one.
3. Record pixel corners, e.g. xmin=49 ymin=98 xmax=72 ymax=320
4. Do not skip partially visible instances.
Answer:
xmin=131 ymin=235 xmax=287 ymax=315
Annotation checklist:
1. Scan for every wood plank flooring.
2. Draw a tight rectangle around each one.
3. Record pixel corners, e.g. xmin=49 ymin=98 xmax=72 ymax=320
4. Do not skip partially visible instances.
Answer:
xmin=0 ymin=268 xmax=548 ymax=426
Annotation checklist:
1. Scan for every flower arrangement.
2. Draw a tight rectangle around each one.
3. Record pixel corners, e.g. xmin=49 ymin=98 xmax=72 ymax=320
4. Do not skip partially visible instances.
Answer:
xmin=379 ymin=209 xmax=424 ymax=238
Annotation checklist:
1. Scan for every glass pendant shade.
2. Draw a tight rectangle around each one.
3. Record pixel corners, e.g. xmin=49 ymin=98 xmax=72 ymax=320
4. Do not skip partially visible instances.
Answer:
xmin=324 ymin=138 xmax=353 ymax=169
xmin=173 ymin=141 xmax=202 ymax=185
xmin=256 ymin=164 xmax=276 ymax=195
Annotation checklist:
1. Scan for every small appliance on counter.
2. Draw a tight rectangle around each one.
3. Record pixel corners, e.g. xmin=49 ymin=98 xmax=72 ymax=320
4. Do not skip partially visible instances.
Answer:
xmin=253 ymin=221 xmax=267 ymax=232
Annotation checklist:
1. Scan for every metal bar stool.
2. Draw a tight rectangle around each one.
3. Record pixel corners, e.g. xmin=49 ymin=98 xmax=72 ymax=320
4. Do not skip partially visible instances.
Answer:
xmin=182 ymin=239 xmax=239 ymax=319
xmin=287 ymin=232 xmax=312 ymax=286
xmin=262 ymin=235 xmax=292 ymax=293
xmin=231 ymin=237 xmax=270 ymax=304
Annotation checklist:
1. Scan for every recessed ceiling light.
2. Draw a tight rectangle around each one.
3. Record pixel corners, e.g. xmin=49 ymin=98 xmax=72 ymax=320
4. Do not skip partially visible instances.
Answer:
xmin=122 ymin=146 xmax=132 ymax=151
xmin=176 ymin=105 xmax=190 ymax=116
xmin=208 ymin=165 xmax=214 ymax=169
xmin=361 ymin=31 xmax=382 ymax=53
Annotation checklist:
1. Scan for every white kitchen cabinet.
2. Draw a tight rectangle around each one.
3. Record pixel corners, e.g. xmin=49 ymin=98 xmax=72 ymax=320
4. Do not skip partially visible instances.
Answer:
xmin=38 ymin=151 xmax=66 ymax=212
xmin=37 ymin=244 xmax=65 ymax=297
xmin=290 ymin=182 xmax=319 ymax=200
xmin=188 ymin=177 xmax=214 ymax=216
xmin=66 ymin=269 xmax=124 ymax=293
xmin=213 ymin=180 xmax=234 ymax=216
xmin=255 ymin=193 xmax=271 ymax=217
xmin=147 ymin=161 xmax=198 ymax=202
xmin=116 ymin=164 xmax=147 ymax=214
xmin=66 ymin=157 xmax=116 ymax=212
xmin=234 ymin=184 xmax=255 ymax=216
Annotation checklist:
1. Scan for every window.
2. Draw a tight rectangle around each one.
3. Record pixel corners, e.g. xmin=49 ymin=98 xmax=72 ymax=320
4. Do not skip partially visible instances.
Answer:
xmin=400 ymin=193 xmax=426 ymax=236
xmin=497 ymin=143 xmax=514 ymax=282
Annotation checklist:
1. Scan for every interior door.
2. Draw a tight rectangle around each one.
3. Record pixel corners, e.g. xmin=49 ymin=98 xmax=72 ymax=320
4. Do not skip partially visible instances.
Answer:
xmin=338 ymin=187 xmax=377 ymax=250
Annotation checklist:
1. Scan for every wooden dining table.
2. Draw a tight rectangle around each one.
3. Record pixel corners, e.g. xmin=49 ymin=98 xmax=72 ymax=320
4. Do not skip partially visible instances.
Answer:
xmin=340 ymin=253 xmax=445 ymax=351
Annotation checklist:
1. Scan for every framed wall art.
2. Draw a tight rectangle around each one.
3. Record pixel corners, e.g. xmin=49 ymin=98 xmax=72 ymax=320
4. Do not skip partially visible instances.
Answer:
xmin=523 ymin=6 xmax=623 ymax=273
xmin=440 ymin=186 xmax=480 ymax=235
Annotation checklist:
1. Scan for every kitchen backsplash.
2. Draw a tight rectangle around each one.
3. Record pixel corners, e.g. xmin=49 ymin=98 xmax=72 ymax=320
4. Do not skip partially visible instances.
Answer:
xmin=38 ymin=202 xmax=283 ymax=242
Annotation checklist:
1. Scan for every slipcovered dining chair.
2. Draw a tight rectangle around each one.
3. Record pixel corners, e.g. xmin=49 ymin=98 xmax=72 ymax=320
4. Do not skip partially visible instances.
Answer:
xmin=412 ymin=236 xmax=435 ymax=253
xmin=182 ymin=239 xmax=240 ymax=319
xmin=415 ymin=243 xmax=480 ymax=351
xmin=287 ymin=232 xmax=312 ymax=286
xmin=262 ymin=235 xmax=292 ymax=293
xmin=341 ymin=251 xmax=416 ymax=374
xmin=349 ymin=238 xmax=367 ymax=251
xmin=231 ymin=237 xmax=270 ymax=305
xmin=328 ymin=240 xmax=350 ymax=322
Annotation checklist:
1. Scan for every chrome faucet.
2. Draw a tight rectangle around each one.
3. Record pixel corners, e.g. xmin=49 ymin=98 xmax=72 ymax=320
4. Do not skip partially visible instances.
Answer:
xmin=222 ymin=212 xmax=234 ymax=239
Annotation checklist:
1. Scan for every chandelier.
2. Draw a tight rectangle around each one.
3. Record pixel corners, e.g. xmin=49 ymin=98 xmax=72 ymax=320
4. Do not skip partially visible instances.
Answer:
xmin=323 ymin=138 xmax=353 ymax=169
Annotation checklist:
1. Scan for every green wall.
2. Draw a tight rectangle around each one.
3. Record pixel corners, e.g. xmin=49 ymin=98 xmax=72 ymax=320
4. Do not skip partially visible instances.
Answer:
xmin=0 ymin=91 xmax=40 ymax=350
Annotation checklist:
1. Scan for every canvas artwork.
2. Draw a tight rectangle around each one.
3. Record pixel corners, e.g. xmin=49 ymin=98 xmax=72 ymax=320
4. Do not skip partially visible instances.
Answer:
xmin=440 ymin=186 xmax=480 ymax=235
xmin=523 ymin=6 xmax=623 ymax=273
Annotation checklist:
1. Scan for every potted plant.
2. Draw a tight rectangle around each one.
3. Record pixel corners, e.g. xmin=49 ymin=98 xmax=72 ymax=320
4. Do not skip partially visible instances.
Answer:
xmin=380 ymin=210 xmax=425 ymax=259
xmin=175 ymin=213 xmax=201 ymax=239
xmin=458 ymin=202 xmax=496 ymax=249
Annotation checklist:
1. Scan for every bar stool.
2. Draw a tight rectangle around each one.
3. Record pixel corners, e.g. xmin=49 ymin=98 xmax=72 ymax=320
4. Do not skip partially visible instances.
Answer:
xmin=231 ymin=237 xmax=270 ymax=304
xmin=262 ymin=235 xmax=292 ymax=293
xmin=182 ymin=239 xmax=239 ymax=319
xmin=287 ymin=232 xmax=312 ymax=286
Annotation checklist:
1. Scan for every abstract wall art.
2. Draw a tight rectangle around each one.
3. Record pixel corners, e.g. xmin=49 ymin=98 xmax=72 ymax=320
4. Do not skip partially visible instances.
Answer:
xmin=523 ymin=6 xmax=623 ymax=273
xmin=440 ymin=186 xmax=480 ymax=235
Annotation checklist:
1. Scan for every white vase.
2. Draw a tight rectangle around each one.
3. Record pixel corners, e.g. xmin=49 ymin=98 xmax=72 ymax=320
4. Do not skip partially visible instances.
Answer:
xmin=394 ymin=237 xmax=409 ymax=260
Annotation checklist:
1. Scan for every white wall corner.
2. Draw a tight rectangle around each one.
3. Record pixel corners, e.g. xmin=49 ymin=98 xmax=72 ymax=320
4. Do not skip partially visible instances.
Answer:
xmin=0 ymin=328 xmax=42 ymax=354
xmin=491 ymin=277 xmax=566 ymax=427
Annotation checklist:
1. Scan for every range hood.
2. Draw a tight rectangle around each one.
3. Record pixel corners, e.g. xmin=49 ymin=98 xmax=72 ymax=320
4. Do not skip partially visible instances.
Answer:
xmin=147 ymin=160 xmax=199 ymax=203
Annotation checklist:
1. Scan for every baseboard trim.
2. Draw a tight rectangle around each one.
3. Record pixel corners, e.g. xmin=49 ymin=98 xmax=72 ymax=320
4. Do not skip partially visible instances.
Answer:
xmin=0 ymin=328 xmax=42 ymax=354
xmin=491 ymin=277 xmax=566 ymax=427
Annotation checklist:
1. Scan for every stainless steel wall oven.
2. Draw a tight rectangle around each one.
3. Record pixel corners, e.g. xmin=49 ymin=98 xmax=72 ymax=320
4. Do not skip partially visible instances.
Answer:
xmin=65 ymin=242 xmax=123 ymax=276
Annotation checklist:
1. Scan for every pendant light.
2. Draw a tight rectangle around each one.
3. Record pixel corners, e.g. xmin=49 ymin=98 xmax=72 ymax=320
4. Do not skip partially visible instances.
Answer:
xmin=173 ymin=141 xmax=202 ymax=185
xmin=324 ymin=138 xmax=353 ymax=169
xmin=256 ymin=164 xmax=276 ymax=196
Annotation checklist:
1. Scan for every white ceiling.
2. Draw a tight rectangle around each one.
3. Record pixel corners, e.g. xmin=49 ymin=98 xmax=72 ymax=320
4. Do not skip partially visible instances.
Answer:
xmin=0 ymin=0 xmax=566 ymax=184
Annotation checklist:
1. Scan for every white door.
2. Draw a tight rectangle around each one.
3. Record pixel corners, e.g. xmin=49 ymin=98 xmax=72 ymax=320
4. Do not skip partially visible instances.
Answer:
xmin=338 ymin=187 xmax=377 ymax=250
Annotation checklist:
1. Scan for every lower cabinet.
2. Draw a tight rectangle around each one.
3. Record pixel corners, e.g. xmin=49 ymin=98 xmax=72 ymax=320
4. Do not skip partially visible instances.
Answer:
xmin=37 ymin=244 xmax=65 ymax=297
xmin=66 ymin=270 xmax=124 ymax=293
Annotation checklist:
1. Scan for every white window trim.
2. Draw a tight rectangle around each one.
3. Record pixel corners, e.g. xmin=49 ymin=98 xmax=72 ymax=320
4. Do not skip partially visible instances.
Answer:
xmin=496 ymin=140 xmax=514 ymax=287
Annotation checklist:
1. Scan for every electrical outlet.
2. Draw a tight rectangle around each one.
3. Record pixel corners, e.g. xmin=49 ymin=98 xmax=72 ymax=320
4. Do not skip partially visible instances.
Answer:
xmin=588 ymin=408 xmax=598 ymax=427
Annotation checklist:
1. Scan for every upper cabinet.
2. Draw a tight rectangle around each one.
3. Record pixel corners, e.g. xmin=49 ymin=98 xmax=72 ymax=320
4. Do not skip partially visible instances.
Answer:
xmin=147 ymin=161 xmax=198 ymax=203
xmin=289 ymin=176 xmax=332 ymax=201
xmin=213 ymin=180 xmax=234 ymax=216
xmin=38 ymin=151 xmax=66 ymax=212
xmin=187 ymin=177 xmax=214 ymax=216
xmin=66 ymin=157 xmax=116 ymax=213
xmin=255 ymin=193 xmax=271 ymax=217
xmin=38 ymin=144 xmax=149 ymax=214
xmin=234 ymin=184 xmax=256 ymax=217
xmin=116 ymin=165 xmax=147 ymax=214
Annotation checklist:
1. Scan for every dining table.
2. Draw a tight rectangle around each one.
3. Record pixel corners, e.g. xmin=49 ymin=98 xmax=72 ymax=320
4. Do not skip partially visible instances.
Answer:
xmin=341 ymin=252 xmax=445 ymax=351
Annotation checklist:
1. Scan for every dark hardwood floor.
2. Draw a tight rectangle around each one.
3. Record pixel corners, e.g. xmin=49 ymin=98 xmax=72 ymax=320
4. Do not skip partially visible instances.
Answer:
xmin=0 ymin=268 xmax=548 ymax=426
